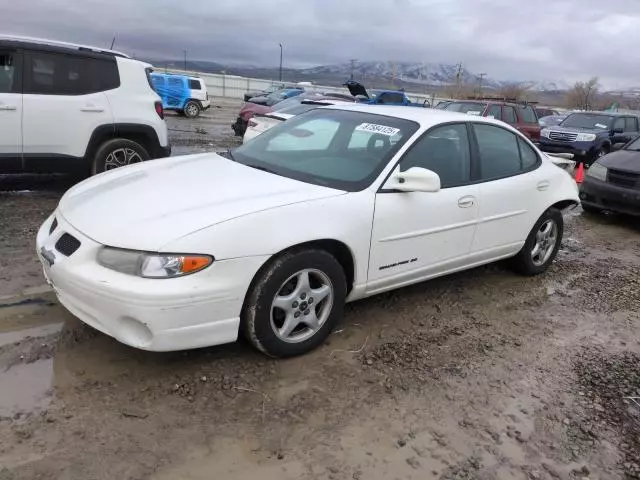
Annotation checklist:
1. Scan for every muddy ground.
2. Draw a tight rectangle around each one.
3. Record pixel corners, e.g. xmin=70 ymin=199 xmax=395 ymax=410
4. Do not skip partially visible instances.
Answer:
xmin=1 ymin=100 xmax=639 ymax=480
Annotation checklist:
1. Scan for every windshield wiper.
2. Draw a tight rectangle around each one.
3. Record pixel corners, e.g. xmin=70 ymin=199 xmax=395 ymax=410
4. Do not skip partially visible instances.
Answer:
xmin=246 ymin=163 xmax=279 ymax=175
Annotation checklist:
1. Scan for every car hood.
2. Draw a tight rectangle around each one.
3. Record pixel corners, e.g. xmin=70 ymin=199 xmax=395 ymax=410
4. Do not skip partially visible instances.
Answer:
xmin=58 ymin=154 xmax=345 ymax=251
xmin=599 ymin=149 xmax=640 ymax=173
xmin=546 ymin=125 xmax=608 ymax=134
xmin=343 ymin=80 xmax=368 ymax=99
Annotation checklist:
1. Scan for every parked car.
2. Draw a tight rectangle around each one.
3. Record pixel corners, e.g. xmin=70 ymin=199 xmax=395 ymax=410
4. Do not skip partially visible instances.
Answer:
xmin=442 ymin=100 xmax=541 ymax=141
xmin=244 ymin=83 xmax=285 ymax=102
xmin=579 ymin=135 xmax=640 ymax=215
xmin=37 ymin=106 xmax=579 ymax=357
xmin=243 ymin=98 xmax=354 ymax=143
xmin=248 ymin=87 xmax=303 ymax=106
xmin=0 ymin=35 xmax=170 ymax=175
xmin=539 ymin=115 xmax=567 ymax=128
xmin=343 ymin=80 xmax=425 ymax=107
xmin=539 ymin=112 xmax=640 ymax=166
xmin=150 ymin=72 xmax=210 ymax=118
xmin=434 ymin=100 xmax=453 ymax=110
xmin=535 ymin=107 xmax=560 ymax=118
xmin=232 ymin=91 xmax=334 ymax=136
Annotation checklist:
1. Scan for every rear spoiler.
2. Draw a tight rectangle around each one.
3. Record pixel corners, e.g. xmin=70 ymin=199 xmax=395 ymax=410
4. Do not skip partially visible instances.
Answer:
xmin=544 ymin=152 xmax=576 ymax=171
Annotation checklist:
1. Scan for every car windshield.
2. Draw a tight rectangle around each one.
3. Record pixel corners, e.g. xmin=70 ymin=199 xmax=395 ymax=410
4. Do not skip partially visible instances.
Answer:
xmin=560 ymin=113 xmax=613 ymax=130
xmin=444 ymin=102 xmax=487 ymax=115
xmin=271 ymin=93 xmax=325 ymax=112
xmin=230 ymin=109 xmax=419 ymax=191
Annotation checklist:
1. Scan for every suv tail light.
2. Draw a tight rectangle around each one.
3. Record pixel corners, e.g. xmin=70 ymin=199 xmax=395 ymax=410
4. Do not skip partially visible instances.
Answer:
xmin=154 ymin=101 xmax=164 ymax=119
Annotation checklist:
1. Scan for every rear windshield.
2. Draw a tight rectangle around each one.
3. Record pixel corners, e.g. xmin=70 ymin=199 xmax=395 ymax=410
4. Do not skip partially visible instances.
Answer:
xmin=444 ymin=102 xmax=487 ymax=115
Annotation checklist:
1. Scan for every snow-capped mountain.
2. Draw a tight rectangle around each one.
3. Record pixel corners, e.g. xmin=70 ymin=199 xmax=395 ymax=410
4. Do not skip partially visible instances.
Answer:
xmin=301 ymin=61 xmax=503 ymax=88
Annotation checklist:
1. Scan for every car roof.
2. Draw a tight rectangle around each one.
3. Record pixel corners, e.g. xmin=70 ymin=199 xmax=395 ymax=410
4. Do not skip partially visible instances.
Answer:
xmin=323 ymin=104 xmax=510 ymax=128
xmin=0 ymin=34 xmax=131 ymax=58
xmin=567 ymin=111 xmax=636 ymax=117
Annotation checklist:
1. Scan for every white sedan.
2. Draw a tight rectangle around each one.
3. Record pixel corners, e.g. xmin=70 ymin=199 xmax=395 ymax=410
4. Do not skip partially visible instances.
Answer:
xmin=36 ymin=106 xmax=579 ymax=357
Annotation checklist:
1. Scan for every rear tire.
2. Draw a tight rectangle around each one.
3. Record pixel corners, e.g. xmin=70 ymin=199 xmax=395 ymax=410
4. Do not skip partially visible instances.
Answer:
xmin=91 ymin=138 xmax=149 ymax=175
xmin=511 ymin=209 xmax=563 ymax=276
xmin=184 ymin=100 xmax=200 ymax=118
xmin=241 ymin=249 xmax=347 ymax=358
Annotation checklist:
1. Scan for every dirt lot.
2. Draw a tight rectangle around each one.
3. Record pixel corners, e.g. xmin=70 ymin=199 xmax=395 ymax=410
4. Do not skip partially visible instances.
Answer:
xmin=1 ymin=101 xmax=639 ymax=480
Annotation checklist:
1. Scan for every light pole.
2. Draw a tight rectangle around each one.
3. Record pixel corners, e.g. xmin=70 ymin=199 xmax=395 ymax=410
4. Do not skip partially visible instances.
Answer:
xmin=279 ymin=43 xmax=283 ymax=82
xmin=183 ymin=50 xmax=187 ymax=71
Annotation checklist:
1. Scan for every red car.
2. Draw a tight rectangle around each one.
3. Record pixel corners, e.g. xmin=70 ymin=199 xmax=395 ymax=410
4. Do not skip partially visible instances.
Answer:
xmin=442 ymin=100 xmax=541 ymax=141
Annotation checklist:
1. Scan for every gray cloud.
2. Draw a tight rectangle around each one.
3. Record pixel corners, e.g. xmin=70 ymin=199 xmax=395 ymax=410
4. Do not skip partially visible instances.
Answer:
xmin=6 ymin=0 xmax=640 ymax=88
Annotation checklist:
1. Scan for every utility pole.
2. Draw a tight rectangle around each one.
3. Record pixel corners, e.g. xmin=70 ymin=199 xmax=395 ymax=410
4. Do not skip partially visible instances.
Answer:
xmin=350 ymin=59 xmax=357 ymax=80
xmin=183 ymin=50 xmax=187 ymax=71
xmin=279 ymin=43 xmax=283 ymax=82
xmin=455 ymin=63 xmax=463 ymax=97
xmin=477 ymin=73 xmax=487 ymax=98
xmin=110 ymin=36 xmax=116 ymax=50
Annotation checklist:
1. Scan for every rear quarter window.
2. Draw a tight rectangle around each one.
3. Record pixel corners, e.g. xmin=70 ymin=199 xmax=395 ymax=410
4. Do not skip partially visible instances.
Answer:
xmin=188 ymin=79 xmax=202 ymax=90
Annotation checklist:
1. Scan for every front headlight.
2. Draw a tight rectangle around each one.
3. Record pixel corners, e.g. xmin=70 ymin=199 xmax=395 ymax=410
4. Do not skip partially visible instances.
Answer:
xmin=576 ymin=133 xmax=596 ymax=141
xmin=541 ymin=128 xmax=550 ymax=138
xmin=97 ymin=247 xmax=213 ymax=278
xmin=586 ymin=162 xmax=608 ymax=182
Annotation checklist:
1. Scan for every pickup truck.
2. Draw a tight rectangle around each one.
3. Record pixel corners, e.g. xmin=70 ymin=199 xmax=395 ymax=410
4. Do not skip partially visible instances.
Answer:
xmin=343 ymin=80 xmax=425 ymax=107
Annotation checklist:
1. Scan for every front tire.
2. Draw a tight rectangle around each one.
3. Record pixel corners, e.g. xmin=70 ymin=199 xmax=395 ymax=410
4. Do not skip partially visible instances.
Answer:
xmin=91 ymin=138 xmax=149 ymax=175
xmin=183 ymin=100 xmax=200 ymax=118
xmin=511 ymin=209 xmax=563 ymax=276
xmin=242 ymin=249 xmax=347 ymax=357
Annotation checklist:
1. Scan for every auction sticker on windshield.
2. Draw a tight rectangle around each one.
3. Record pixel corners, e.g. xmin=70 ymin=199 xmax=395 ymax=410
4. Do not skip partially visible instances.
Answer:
xmin=355 ymin=123 xmax=400 ymax=136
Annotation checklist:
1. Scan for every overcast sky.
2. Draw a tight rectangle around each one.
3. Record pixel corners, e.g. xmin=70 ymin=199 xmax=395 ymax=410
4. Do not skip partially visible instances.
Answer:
xmin=6 ymin=0 xmax=640 ymax=89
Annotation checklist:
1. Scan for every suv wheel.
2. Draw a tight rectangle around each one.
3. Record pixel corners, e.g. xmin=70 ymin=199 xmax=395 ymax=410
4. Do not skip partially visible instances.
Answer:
xmin=242 ymin=249 xmax=346 ymax=357
xmin=92 ymin=138 xmax=150 ymax=175
xmin=184 ymin=101 xmax=200 ymax=118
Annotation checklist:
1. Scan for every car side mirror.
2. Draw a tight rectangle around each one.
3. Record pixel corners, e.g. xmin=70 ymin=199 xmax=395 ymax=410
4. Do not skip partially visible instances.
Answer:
xmin=613 ymin=127 xmax=624 ymax=134
xmin=384 ymin=166 xmax=441 ymax=193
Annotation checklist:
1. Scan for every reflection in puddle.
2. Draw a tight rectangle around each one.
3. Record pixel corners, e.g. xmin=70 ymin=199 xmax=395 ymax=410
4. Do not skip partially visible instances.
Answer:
xmin=0 ymin=358 xmax=53 ymax=416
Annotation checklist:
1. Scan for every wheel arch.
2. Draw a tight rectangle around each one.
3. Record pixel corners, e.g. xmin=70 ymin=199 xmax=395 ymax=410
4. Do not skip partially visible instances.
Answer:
xmin=549 ymin=199 xmax=579 ymax=212
xmin=85 ymin=124 xmax=162 ymax=167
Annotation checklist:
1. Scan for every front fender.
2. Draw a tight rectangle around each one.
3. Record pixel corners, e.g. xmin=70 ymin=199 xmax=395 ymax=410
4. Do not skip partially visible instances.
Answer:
xmin=163 ymin=191 xmax=375 ymax=287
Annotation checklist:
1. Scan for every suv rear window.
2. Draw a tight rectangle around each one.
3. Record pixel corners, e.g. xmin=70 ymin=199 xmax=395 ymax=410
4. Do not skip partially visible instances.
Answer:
xmin=188 ymin=79 xmax=202 ymax=90
xmin=24 ymin=51 xmax=120 ymax=95
xmin=517 ymin=105 xmax=538 ymax=124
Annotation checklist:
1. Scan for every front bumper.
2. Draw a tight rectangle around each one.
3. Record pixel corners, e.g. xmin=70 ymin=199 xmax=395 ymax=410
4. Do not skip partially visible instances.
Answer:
xmin=580 ymin=177 xmax=640 ymax=216
xmin=539 ymin=139 xmax=596 ymax=161
xmin=232 ymin=117 xmax=247 ymax=136
xmin=36 ymin=213 xmax=268 ymax=351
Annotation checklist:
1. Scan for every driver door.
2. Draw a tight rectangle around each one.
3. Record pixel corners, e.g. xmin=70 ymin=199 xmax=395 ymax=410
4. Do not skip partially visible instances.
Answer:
xmin=367 ymin=123 xmax=479 ymax=295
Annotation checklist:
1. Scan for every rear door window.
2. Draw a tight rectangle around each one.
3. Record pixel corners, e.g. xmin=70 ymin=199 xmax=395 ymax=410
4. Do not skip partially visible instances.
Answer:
xmin=517 ymin=105 xmax=538 ymax=124
xmin=474 ymin=124 xmax=522 ymax=180
xmin=503 ymin=106 xmax=517 ymax=124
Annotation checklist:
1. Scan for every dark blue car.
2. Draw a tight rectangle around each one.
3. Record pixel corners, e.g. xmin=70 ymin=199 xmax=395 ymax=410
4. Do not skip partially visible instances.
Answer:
xmin=539 ymin=112 xmax=640 ymax=166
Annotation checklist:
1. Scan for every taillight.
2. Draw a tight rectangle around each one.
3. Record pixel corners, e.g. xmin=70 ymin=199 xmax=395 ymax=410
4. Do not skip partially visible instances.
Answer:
xmin=248 ymin=120 xmax=258 ymax=128
xmin=154 ymin=101 xmax=164 ymax=119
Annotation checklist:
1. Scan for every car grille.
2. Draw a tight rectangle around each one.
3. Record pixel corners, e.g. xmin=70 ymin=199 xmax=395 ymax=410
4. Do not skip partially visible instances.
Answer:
xmin=55 ymin=233 xmax=81 ymax=257
xmin=549 ymin=131 xmax=578 ymax=142
xmin=49 ymin=217 xmax=58 ymax=235
xmin=608 ymin=169 xmax=640 ymax=189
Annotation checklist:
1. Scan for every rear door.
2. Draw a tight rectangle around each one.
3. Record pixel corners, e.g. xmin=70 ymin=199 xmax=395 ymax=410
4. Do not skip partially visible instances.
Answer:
xmin=515 ymin=104 xmax=541 ymax=141
xmin=22 ymin=49 xmax=115 ymax=164
xmin=0 ymin=48 xmax=22 ymax=170
xmin=470 ymin=123 xmax=546 ymax=259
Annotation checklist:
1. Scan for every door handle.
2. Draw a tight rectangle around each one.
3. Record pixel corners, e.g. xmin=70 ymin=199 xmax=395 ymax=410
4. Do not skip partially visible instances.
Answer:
xmin=80 ymin=105 xmax=105 ymax=112
xmin=537 ymin=180 xmax=550 ymax=191
xmin=458 ymin=196 xmax=475 ymax=208
xmin=0 ymin=105 xmax=17 ymax=111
